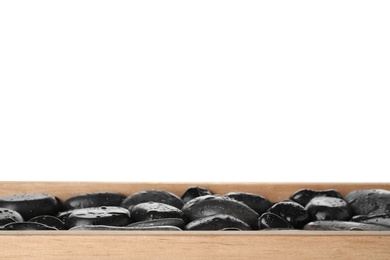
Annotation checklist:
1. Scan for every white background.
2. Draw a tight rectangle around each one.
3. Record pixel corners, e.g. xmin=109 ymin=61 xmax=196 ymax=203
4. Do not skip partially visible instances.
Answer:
xmin=0 ymin=1 xmax=389 ymax=182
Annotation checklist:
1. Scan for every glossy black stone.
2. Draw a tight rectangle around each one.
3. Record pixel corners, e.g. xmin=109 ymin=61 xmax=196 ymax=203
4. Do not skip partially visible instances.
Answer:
xmin=181 ymin=186 xmax=213 ymax=204
xmin=290 ymin=189 xmax=343 ymax=207
xmin=182 ymin=195 xmax=259 ymax=229
xmin=1 ymin=222 xmax=58 ymax=230
xmin=130 ymin=202 xmax=185 ymax=222
xmin=64 ymin=192 xmax=126 ymax=210
xmin=29 ymin=215 xmax=66 ymax=230
xmin=69 ymin=225 xmax=182 ymax=231
xmin=0 ymin=193 xmax=60 ymax=220
xmin=65 ymin=206 xmax=131 ymax=229
xmin=224 ymin=192 xmax=272 ymax=216
xmin=352 ymin=213 xmax=390 ymax=227
xmin=56 ymin=209 xmax=77 ymax=222
xmin=305 ymin=197 xmax=352 ymax=221
xmin=0 ymin=207 xmax=24 ymax=226
xmin=185 ymin=214 xmax=251 ymax=230
xmin=121 ymin=190 xmax=184 ymax=210
xmin=219 ymin=227 xmax=242 ymax=231
xmin=258 ymin=212 xmax=294 ymax=229
xmin=127 ymin=218 xmax=185 ymax=229
xmin=267 ymin=201 xmax=310 ymax=229
xmin=345 ymin=189 xmax=390 ymax=216
xmin=303 ymin=220 xmax=390 ymax=231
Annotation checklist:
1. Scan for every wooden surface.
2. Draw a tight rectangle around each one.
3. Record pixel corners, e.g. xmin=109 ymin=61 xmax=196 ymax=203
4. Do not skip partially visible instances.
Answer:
xmin=1 ymin=182 xmax=390 ymax=259
xmin=1 ymin=231 xmax=390 ymax=260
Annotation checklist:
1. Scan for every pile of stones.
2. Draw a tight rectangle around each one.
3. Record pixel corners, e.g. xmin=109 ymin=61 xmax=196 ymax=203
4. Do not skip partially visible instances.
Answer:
xmin=1 ymin=187 xmax=390 ymax=231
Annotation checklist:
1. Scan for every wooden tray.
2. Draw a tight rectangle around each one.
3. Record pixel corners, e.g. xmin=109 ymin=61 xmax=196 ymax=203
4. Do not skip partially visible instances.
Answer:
xmin=1 ymin=182 xmax=389 ymax=260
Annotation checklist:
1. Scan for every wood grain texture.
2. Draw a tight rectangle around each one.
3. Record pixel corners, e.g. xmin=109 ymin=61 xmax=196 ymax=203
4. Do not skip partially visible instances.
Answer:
xmin=1 ymin=231 xmax=390 ymax=260
xmin=1 ymin=182 xmax=390 ymax=259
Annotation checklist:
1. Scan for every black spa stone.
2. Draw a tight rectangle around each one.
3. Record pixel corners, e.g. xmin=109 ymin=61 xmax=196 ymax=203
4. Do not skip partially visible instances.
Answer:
xmin=65 ymin=206 xmax=131 ymax=229
xmin=305 ymin=197 xmax=352 ymax=221
xmin=127 ymin=218 xmax=185 ymax=229
xmin=121 ymin=190 xmax=184 ymax=210
xmin=182 ymin=195 xmax=259 ymax=229
xmin=0 ymin=193 xmax=60 ymax=220
xmin=1 ymin=222 xmax=58 ymax=230
xmin=258 ymin=212 xmax=294 ymax=229
xmin=290 ymin=189 xmax=343 ymax=207
xmin=352 ymin=214 xmax=390 ymax=227
xmin=181 ymin=186 xmax=213 ymax=204
xmin=0 ymin=207 xmax=24 ymax=226
xmin=303 ymin=220 xmax=390 ymax=231
xmin=185 ymin=214 xmax=251 ymax=230
xmin=29 ymin=215 xmax=66 ymax=230
xmin=345 ymin=189 xmax=390 ymax=216
xmin=69 ymin=225 xmax=182 ymax=231
xmin=224 ymin=192 xmax=272 ymax=216
xmin=267 ymin=201 xmax=310 ymax=229
xmin=130 ymin=202 xmax=185 ymax=222
xmin=56 ymin=209 xmax=77 ymax=222
xmin=63 ymin=192 xmax=126 ymax=210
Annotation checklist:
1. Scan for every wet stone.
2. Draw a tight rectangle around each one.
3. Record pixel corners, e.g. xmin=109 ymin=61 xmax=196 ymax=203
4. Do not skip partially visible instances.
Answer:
xmin=127 ymin=218 xmax=185 ymax=229
xmin=64 ymin=192 xmax=126 ymax=210
xmin=345 ymin=189 xmax=390 ymax=216
xmin=56 ymin=209 xmax=77 ymax=223
xmin=303 ymin=220 xmax=390 ymax=231
xmin=181 ymin=186 xmax=213 ymax=204
xmin=219 ymin=227 xmax=242 ymax=231
xmin=182 ymin=195 xmax=259 ymax=229
xmin=351 ymin=213 xmax=390 ymax=227
xmin=69 ymin=225 xmax=182 ymax=231
xmin=185 ymin=214 xmax=252 ymax=230
xmin=258 ymin=212 xmax=294 ymax=229
xmin=224 ymin=192 xmax=272 ymax=216
xmin=305 ymin=197 xmax=352 ymax=221
xmin=290 ymin=189 xmax=343 ymax=207
xmin=1 ymin=222 xmax=58 ymax=230
xmin=0 ymin=207 xmax=24 ymax=226
xmin=121 ymin=190 xmax=184 ymax=211
xmin=0 ymin=193 xmax=60 ymax=220
xmin=267 ymin=201 xmax=310 ymax=229
xmin=65 ymin=206 xmax=131 ymax=229
xmin=130 ymin=202 xmax=185 ymax=222
xmin=29 ymin=215 xmax=66 ymax=230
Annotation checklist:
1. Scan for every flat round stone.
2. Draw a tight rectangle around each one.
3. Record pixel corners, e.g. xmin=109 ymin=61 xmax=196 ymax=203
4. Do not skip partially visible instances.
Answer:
xmin=127 ymin=218 xmax=185 ymax=229
xmin=304 ymin=220 xmax=390 ymax=231
xmin=290 ymin=189 xmax=343 ymax=207
xmin=130 ymin=202 xmax=185 ymax=222
xmin=352 ymin=213 xmax=390 ymax=227
xmin=345 ymin=189 xmax=390 ymax=215
xmin=1 ymin=222 xmax=58 ymax=230
xmin=185 ymin=214 xmax=251 ymax=230
xmin=224 ymin=192 xmax=272 ymax=216
xmin=29 ymin=215 xmax=66 ymax=230
xmin=267 ymin=201 xmax=310 ymax=229
xmin=305 ymin=197 xmax=351 ymax=221
xmin=121 ymin=190 xmax=184 ymax=210
xmin=56 ymin=209 xmax=77 ymax=222
xmin=258 ymin=212 xmax=294 ymax=229
xmin=0 ymin=193 xmax=60 ymax=220
xmin=182 ymin=195 xmax=259 ymax=229
xmin=0 ymin=207 xmax=24 ymax=226
xmin=69 ymin=225 xmax=182 ymax=231
xmin=181 ymin=187 xmax=213 ymax=204
xmin=65 ymin=206 xmax=131 ymax=229
xmin=64 ymin=192 xmax=126 ymax=210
